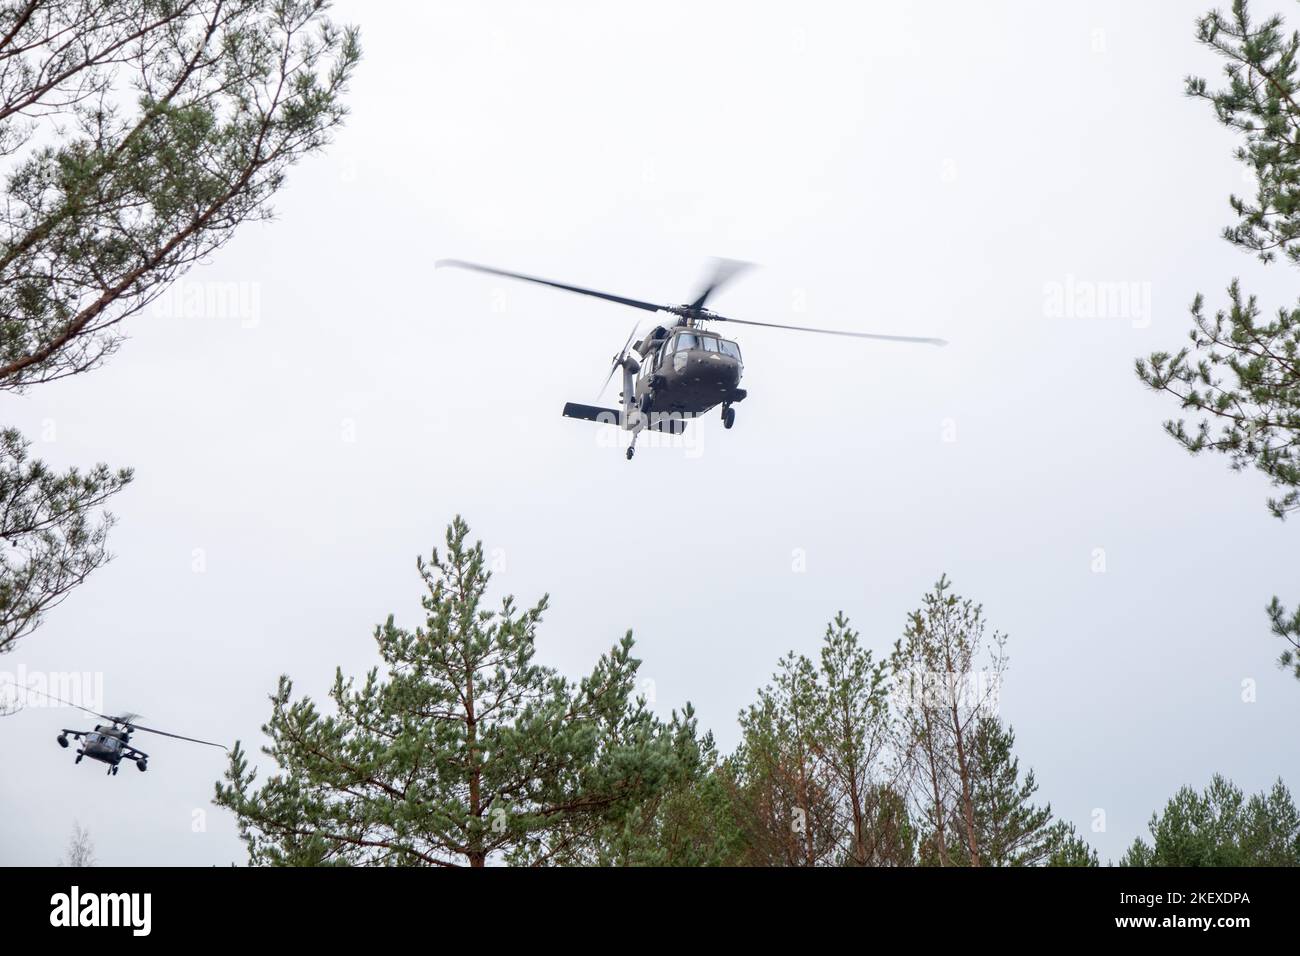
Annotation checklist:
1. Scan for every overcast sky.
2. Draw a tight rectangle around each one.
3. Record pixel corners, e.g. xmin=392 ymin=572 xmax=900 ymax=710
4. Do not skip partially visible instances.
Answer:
xmin=3 ymin=0 xmax=1298 ymax=865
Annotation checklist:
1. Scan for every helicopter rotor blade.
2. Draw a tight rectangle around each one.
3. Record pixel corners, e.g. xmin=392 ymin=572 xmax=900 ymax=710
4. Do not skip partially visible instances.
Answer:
xmin=127 ymin=722 xmax=227 ymax=750
xmin=597 ymin=320 xmax=641 ymax=401
xmin=436 ymin=259 xmax=666 ymax=314
xmin=707 ymin=313 xmax=947 ymax=346
xmin=596 ymin=362 xmax=619 ymax=402
xmin=688 ymin=258 xmax=753 ymax=312
xmin=2 ymin=683 xmax=120 ymax=724
xmin=0 ymin=683 xmax=227 ymax=750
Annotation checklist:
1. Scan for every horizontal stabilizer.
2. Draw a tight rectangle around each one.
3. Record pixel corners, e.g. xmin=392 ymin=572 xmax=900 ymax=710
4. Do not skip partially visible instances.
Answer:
xmin=563 ymin=402 xmax=621 ymax=425
xmin=561 ymin=403 xmax=690 ymax=435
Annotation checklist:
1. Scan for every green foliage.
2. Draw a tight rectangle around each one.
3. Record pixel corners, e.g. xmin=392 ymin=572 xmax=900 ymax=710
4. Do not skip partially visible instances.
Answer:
xmin=0 ymin=0 xmax=361 ymax=389
xmin=1046 ymin=822 xmax=1100 ymax=867
xmin=0 ymin=1 xmax=358 ymax=652
xmin=1186 ymin=2 xmax=1300 ymax=266
xmin=1266 ymin=594 xmax=1300 ymax=679
xmin=1137 ymin=0 xmax=1300 ymax=678
xmin=731 ymin=614 xmax=906 ymax=866
xmin=215 ymin=517 xmax=694 ymax=867
xmin=574 ymin=735 xmax=750 ymax=866
xmin=719 ymin=591 xmax=1096 ymax=867
xmin=1120 ymin=775 xmax=1300 ymax=866
xmin=891 ymin=575 xmax=1007 ymax=866
xmin=927 ymin=719 xmax=1088 ymax=867
xmin=0 ymin=428 xmax=131 ymax=654
xmin=1137 ymin=282 xmax=1300 ymax=519
xmin=734 ymin=650 xmax=841 ymax=865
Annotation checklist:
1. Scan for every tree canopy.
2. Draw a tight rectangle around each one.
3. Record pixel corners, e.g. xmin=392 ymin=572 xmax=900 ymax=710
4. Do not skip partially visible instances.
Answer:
xmin=0 ymin=0 xmax=359 ymax=654
xmin=216 ymin=517 xmax=701 ymax=867
xmin=1136 ymin=0 xmax=1300 ymax=678
xmin=1121 ymin=774 xmax=1300 ymax=866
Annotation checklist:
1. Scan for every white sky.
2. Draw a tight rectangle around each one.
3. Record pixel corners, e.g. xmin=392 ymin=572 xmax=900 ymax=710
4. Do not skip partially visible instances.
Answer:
xmin=3 ymin=0 xmax=1298 ymax=865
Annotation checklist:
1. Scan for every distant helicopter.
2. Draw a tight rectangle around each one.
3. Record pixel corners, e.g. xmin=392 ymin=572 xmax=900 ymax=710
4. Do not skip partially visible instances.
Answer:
xmin=436 ymin=258 xmax=946 ymax=459
xmin=56 ymin=704 xmax=225 ymax=776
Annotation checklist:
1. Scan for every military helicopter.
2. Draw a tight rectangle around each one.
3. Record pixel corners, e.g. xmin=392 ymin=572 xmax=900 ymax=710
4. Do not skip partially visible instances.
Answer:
xmin=435 ymin=258 xmax=946 ymax=458
xmin=54 ymin=702 xmax=225 ymax=776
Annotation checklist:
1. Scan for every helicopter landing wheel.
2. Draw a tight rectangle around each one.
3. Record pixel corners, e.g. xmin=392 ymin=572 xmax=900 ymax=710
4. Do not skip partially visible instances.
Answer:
xmin=626 ymin=446 xmax=635 ymax=460
xmin=722 ymin=405 xmax=735 ymax=429
xmin=137 ymin=759 xmax=147 ymax=772
xmin=75 ymin=753 xmax=83 ymax=764
xmin=109 ymin=765 xmax=117 ymax=776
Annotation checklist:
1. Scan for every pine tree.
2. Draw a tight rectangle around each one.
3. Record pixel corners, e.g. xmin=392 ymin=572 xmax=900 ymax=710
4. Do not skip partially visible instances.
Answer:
xmin=732 ymin=614 xmax=902 ymax=866
xmin=891 ymin=576 xmax=1007 ymax=866
xmin=0 ymin=2 xmax=359 ymax=653
xmin=734 ymin=651 xmax=839 ymax=866
xmin=1121 ymin=775 xmax=1300 ymax=866
xmin=1046 ymin=823 xmax=1100 ymax=867
xmin=891 ymin=578 xmax=1094 ymax=867
xmin=215 ymin=517 xmax=692 ymax=867
xmin=930 ymin=718 xmax=1093 ymax=867
xmin=0 ymin=430 xmax=130 ymax=654
xmin=1135 ymin=1 xmax=1300 ymax=678
xmin=576 ymin=734 xmax=750 ymax=866
xmin=812 ymin=613 xmax=899 ymax=866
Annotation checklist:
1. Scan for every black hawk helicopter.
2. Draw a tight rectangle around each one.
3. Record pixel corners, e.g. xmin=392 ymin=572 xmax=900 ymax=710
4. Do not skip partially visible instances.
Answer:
xmin=435 ymin=258 xmax=946 ymax=458
xmin=54 ymin=702 xmax=225 ymax=776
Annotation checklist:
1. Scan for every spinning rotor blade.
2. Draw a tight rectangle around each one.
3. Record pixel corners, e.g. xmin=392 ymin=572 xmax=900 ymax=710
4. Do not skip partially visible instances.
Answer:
xmin=688 ymin=258 xmax=753 ymax=312
xmin=708 ymin=313 xmax=947 ymax=346
xmin=5 ymin=684 xmax=119 ymax=723
xmin=436 ymin=259 xmax=666 ymax=314
xmin=127 ymin=721 xmax=226 ymax=750
xmin=597 ymin=320 xmax=641 ymax=401
xmin=3 ymin=683 xmax=227 ymax=749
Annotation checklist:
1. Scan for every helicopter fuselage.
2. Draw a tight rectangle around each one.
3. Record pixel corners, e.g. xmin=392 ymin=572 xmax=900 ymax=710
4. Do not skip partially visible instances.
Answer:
xmin=630 ymin=325 xmax=746 ymax=416
xmin=80 ymin=726 xmax=127 ymax=763
xmin=59 ymin=723 xmax=149 ymax=775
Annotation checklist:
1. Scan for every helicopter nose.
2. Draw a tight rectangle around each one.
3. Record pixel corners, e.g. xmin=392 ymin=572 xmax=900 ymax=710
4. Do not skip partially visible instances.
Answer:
xmin=680 ymin=352 xmax=740 ymax=388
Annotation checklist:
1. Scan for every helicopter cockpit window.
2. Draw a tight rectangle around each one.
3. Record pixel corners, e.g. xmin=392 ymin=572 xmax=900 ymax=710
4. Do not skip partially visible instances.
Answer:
xmin=86 ymin=733 xmax=100 ymax=745
xmin=720 ymin=340 xmax=742 ymax=361
xmin=700 ymin=336 xmax=720 ymax=352
xmin=674 ymin=332 xmax=699 ymax=352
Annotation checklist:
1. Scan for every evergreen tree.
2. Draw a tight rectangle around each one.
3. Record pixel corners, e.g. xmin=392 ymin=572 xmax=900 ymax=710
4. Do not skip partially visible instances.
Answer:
xmin=0 ymin=1 xmax=359 ymax=652
xmin=732 ymin=614 xmax=903 ymax=866
xmin=733 ymin=651 xmax=839 ymax=866
xmin=1121 ymin=775 xmax=1300 ymax=866
xmin=578 ymin=736 xmax=750 ymax=866
xmin=813 ymin=613 xmax=896 ymax=866
xmin=1046 ymin=822 xmax=1100 ymax=867
xmin=891 ymin=576 xmax=1007 ymax=866
xmin=215 ymin=517 xmax=692 ymax=867
xmin=891 ymin=579 xmax=1094 ymax=867
xmin=926 ymin=718 xmax=1095 ymax=867
xmin=0 ymin=429 xmax=130 ymax=654
xmin=1135 ymin=1 xmax=1300 ymax=678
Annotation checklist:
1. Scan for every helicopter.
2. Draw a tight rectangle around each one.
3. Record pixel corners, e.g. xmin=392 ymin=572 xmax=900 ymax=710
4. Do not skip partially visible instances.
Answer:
xmin=435 ymin=258 xmax=946 ymax=459
xmin=55 ymin=703 xmax=225 ymax=776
